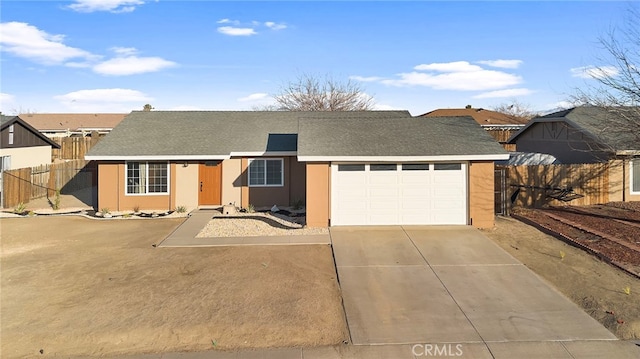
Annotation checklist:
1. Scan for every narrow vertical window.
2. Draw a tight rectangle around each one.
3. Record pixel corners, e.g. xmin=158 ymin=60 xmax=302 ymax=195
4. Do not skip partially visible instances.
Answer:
xmin=8 ymin=124 xmax=14 ymax=145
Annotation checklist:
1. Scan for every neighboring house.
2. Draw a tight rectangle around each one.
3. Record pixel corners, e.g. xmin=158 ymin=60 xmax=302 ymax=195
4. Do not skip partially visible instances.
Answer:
xmin=19 ymin=113 xmax=127 ymax=138
xmin=1 ymin=115 xmax=61 ymax=170
xmin=85 ymin=111 xmax=508 ymax=228
xmin=420 ymin=107 xmax=529 ymax=150
xmin=508 ymin=106 xmax=640 ymax=201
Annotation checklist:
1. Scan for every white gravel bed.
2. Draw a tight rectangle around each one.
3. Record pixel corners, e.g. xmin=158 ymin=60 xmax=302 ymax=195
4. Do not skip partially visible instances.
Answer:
xmin=196 ymin=212 xmax=329 ymax=237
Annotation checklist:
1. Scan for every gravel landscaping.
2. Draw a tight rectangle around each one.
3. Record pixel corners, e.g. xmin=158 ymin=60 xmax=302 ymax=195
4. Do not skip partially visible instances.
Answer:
xmin=196 ymin=211 xmax=329 ymax=238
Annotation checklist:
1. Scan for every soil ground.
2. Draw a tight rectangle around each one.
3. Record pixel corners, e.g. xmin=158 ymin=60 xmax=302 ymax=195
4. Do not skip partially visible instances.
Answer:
xmin=482 ymin=216 xmax=640 ymax=340
xmin=0 ymin=216 xmax=348 ymax=358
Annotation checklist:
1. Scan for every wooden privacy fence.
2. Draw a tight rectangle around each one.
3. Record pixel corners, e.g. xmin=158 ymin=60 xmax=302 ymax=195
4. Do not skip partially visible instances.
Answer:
xmin=2 ymin=159 xmax=95 ymax=208
xmin=497 ymin=162 xmax=611 ymax=209
xmin=51 ymin=136 xmax=100 ymax=160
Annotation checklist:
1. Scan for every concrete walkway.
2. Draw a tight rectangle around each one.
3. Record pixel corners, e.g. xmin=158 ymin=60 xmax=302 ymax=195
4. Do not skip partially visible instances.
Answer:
xmin=158 ymin=209 xmax=330 ymax=247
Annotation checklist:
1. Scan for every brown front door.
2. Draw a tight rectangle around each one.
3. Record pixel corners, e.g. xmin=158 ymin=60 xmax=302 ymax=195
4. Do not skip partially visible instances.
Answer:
xmin=198 ymin=162 xmax=221 ymax=205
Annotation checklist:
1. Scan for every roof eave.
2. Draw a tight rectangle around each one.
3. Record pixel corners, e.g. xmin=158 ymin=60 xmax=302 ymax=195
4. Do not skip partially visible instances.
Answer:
xmin=297 ymin=154 xmax=510 ymax=162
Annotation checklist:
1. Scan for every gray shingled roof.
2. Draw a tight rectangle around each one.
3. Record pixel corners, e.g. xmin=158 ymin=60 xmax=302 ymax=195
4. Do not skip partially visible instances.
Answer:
xmin=87 ymin=111 xmax=412 ymax=158
xmin=298 ymin=116 xmax=507 ymax=158
xmin=510 ymin=106 xmax=640 ymax=152
xmin=1 ymin=115 xmax=16 ymax=128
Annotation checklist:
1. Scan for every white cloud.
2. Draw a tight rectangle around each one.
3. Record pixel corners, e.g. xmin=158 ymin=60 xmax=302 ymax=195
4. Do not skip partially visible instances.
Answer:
xmin=570 ymin=65 xmax=619 ymax=79
xmin=238 ymin=93 xmax=270 ymax=102
xmin=67 ymin=0 xmax=145 ymax=13
xmin=364 ymin=61 xmax=523 ymax=91
xmin=217 ymin=18 xmax=239 ymax=25
xmin=93 ymin=48 xmax=176 ymax=75
xmin=0 ymin=22 xmax=98 ymax=65
xmin=414 ymin=61 xmax=482 ymax=73
xmin=477 ymin=59 xmax=523 ymax=69
xmin=548 ymin=101 xmax=575 ymax=110
xmin=472 ymin=88 xmax=534 ymax=99
xmin=111 ymin=46 xmax=138 ymax=56
xmin=265 ymin=22 xmax=287 ymax=30
xmin=216 ymin=19 xmax=287 ymax=36
xmin=349 ymin=75 xmax=385 ymax=82
xmin=217 ymin=26 xmax=257 ymax=36
xmin=54 ymin=88 xmax=153 ymax=111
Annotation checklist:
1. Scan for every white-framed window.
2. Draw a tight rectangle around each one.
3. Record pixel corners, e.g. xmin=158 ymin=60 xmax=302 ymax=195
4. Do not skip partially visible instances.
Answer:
xmin=248 ymin=158 xmax=283 ymax=187
xmin=631 ymin=158 xmax=640 ymax=195
xmin=8 ymin=124 xmax=14 ymax=145
xmin=126 ymin=161 xmax=169 ymax=195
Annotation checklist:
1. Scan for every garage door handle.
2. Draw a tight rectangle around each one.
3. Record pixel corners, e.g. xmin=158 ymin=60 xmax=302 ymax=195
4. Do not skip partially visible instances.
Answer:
xmin=200 ymin=181 xmax=203 ymax=192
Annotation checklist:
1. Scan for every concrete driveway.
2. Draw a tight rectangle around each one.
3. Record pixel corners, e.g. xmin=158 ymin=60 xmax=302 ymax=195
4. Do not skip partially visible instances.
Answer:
xmin=330 ymin=226 xmax=622 ymax=356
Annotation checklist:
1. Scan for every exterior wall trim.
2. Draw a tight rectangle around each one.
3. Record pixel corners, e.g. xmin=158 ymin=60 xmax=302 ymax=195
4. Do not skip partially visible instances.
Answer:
xmin=299 ymin=154 xmax=509 ymax=162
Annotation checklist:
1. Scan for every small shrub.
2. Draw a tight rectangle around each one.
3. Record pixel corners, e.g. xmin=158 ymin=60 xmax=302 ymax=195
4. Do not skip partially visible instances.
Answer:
xmin=559 ymin=251 xmax=566 ymax=260
xmin=247 ymin=204 xmax=255 ymax=213
xmin=624 ymin=285 xmax=631 ymax=295
xmin=123 ymin=213 xmax=132 ymax=218
xmin=100 ymin=208 xmax=110 ymax=215
xmin=13 ymin=202 xmax=26 ymax=214
xmin=175 ymin=205 xmax=187 ymax=213
xmin=291 ymin=198 xmax=304 ymax=210
xmin=133 ymin=205 xmax=140 ymax=213
xmin=28 ymin=211 xmax=35 ymax=217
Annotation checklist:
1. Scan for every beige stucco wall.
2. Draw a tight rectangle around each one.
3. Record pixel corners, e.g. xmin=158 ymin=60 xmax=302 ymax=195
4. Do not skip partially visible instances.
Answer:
xmin=222 ymin=158 xmax=242 ymax=206
xmin=238 ymin=156 xmax=306 ymax=209
xmin=97 ymin=162 xmax=176 ymax=212
xmin=306 ymin=163 xmax=330 ymax=227
xmin=468 ymin=161 xmax=495 ymax=229
xmin=0 ymin=146 xmax=52 ymax=169
xmin=175 ymin=162 xmax=198 ymax=211
xmin=608 ymin=159 xmax=640 ymax=202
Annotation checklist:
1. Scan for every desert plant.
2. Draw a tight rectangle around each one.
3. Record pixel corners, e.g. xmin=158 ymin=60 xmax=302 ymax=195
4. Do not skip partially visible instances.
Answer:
xmin=13 ymin=202 xmax=26 ymax=214
xmin=175 ymin=205 xmax=187 ymax=213
xmin=291 ymin=198 xmax=304 ymax=210
xmin=123 ymin=213 xmax=132 ymax=218
xmin=133 ymin=205 xmax=140 ymax=213
xmin=52 ymin=189 xmax=61 ymax=210
xmin=624 ymin=285 xmax=631 ymax=295
xmin=28 ymin=211 xmax=35 ymax=217
xmin=559 ymin=251 xmax=566 ymax=260
xmin=100 ymin=208 xmax=110 ymax=215
xmin=246 ymin=203 xmax=255 ymax=213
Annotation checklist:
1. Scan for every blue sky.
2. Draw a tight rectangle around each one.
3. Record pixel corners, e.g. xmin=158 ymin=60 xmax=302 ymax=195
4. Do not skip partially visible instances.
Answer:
xmin=0 ymin=1 xmax=630 ymax=115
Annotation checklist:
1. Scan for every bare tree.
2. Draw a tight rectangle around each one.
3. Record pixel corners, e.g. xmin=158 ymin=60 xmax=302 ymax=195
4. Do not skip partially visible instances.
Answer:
xmin=271 ymin=73 xmax=374 ymax=111
xmin=571 ymin=5 xmax=640 ymax=149
xmin=492 ymin=99 xmax=539 ymax=123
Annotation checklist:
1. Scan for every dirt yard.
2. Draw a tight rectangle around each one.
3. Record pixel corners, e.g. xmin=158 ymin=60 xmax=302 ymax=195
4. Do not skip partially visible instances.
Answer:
xmin=483 ymin=216 xmax=640 ymax=340
xmin=0 ymin=216 xmax=348 ymax=358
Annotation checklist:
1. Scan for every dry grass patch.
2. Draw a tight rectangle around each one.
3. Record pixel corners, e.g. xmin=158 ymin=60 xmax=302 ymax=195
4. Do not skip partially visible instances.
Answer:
xmin=1 ymin=216 xmax=348 ymax=358
xmin=483 ymin=216 xmax=640 ymax=340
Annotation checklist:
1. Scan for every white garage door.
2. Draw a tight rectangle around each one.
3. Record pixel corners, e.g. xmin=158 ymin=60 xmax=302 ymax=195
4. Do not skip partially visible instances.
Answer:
xmin=331 ymin=163 xmax=467 ymax=226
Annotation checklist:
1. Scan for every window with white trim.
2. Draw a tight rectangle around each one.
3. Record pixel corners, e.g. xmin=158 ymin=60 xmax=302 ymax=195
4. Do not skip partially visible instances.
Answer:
xmin=126 ymin=162 xmax=169 ymax=194
xmin=632 ymin=158 xmax=640 ymax=195
xmin=248 ymin=158 xmax=283 ymax=187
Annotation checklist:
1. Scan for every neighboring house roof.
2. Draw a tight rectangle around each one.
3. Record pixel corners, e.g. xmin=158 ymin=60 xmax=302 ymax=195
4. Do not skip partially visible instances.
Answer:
xmin=420 ymin=108 xmax=529 ymax=127
xmin=19 ymin=113 xmax=127 ymax=132
xmin=0 ymin=115 xmax=61 ymax=148
xmin=508 ymin=106 xmax=640 ymax=154
xmin=297 ymin=116 xmax=508 ymax=161
xmin=86 ymin=111 xmax=508 ymax=161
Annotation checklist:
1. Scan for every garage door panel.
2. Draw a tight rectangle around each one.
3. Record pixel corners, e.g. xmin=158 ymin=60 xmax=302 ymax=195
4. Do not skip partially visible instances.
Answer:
xmin=332 ymin=163 xmax=467 ymax=226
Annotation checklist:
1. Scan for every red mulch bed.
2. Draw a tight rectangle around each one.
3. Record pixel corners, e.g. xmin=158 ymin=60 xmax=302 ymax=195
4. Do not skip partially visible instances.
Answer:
xmin=513 ymin=203 xmax=640 ymax=277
